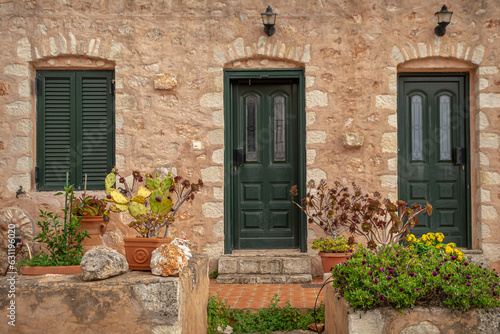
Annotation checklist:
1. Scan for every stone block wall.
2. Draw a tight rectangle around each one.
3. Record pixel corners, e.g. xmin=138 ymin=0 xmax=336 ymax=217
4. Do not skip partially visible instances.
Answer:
xmin=0 ymin=0 xmax=499 ymax=273
xmin=324 ymin=280 xmax=500 ymax=334
xmin=0 ymin=254 xmax=209 ymax=334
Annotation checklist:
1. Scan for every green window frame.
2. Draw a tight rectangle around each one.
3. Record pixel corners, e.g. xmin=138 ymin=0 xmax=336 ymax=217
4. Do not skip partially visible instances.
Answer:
xmin=36 ymin=70 xmax=115 ymax=191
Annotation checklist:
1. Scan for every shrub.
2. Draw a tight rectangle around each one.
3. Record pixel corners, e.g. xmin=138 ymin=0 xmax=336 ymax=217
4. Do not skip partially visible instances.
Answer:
xmin=312 ymin=235 xmax=355 ymax=253
xmin=207 ymin=294 xmax=325 ymax=334
xmin=331 ymin=243 xmax=500 ymax=311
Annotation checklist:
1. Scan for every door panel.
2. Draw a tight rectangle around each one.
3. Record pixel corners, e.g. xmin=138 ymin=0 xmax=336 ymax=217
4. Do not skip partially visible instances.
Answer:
xmin=398 ymin=75 xmax=469 ymax=247
xmin=232 ymin=80 xmax=299 ymax=249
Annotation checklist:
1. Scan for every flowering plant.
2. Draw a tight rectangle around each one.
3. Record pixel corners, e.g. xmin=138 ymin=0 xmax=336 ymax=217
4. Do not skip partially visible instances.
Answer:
xmin=331 ymin=243 xmax=500 ymax=311
xmin=104 ymin=168 xmax=203 ymax=238
xmin=406 ymin=232 xmax=464 ymax=261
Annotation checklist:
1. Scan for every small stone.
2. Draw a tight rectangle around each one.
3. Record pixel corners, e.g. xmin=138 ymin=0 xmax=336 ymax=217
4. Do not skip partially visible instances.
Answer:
xmin=153 ymin=73 xmax=178 ymax=90
xmin=81 ymin=247 xmax=129 ymax=281
xmin=0 ymin=82 xmax=10 ymax=95
xmin=343 ymin=132 xmax=364 ymax=148
xmin=308 ymin=323 xmax=324 ymax=332
xmin=150 ymin=243 xmax=188 ymax=277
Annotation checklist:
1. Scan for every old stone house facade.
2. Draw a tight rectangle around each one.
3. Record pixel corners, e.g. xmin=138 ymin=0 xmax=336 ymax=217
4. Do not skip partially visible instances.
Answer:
xmin=0 ymin=0 xmax=499 ymax=277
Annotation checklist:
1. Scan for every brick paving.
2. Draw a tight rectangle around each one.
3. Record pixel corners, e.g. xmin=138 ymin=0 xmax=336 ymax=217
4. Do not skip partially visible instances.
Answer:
xmin=209 ymin=277 xmax=326 ymax=310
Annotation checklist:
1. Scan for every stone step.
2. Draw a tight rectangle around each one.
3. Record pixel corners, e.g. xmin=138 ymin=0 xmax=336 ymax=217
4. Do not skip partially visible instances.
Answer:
xmin=216 ymin=251 xmax=312 ymax=284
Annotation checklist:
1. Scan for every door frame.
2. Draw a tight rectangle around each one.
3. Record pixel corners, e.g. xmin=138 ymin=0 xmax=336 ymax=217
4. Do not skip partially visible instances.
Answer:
xmin=223 ymin=69 xmax=307 ymax=254
xmin=397 ymin=72 xmax=472 ymax=249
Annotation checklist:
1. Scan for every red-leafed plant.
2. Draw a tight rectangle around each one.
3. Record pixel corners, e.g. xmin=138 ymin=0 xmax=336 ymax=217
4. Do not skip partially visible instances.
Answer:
xmin=291 ymin=180 xmax=433 ymax=252
xmin=72 ymin=195 xmax=108 ymax=217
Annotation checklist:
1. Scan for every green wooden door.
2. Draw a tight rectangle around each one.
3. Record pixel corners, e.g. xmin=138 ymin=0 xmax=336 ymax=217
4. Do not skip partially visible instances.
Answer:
xmin=231 ymin=79 xmax=300 ymax=249
xmin=398 ymin=74 xmax=469 ymax=247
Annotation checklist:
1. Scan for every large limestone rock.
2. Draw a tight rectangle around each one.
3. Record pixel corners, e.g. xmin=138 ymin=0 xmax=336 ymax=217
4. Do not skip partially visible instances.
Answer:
xmin=150 ymin=243 xmax=188 ymax=277
xmin=80 ymin=246 xmax=129 ymax=281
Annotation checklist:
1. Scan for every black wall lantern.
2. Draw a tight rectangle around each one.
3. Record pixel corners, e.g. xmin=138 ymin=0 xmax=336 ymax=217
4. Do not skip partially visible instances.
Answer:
xmin=435 ymin=5 xmax=453 ymax=36
xmin=261 ymin=6 xmax=277 ymax=36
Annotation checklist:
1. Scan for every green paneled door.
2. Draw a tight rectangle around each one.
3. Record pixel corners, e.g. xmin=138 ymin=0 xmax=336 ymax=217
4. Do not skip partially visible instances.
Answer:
xmin=231 ymin=79 xmax=300 ymax=249
xmin=398 ymin=74 xmax=470 ymax=247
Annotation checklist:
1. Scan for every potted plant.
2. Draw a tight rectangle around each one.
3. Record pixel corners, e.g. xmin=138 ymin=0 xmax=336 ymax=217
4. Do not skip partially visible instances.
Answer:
xmin=104 ymin=168 xmax=203 ymax=270
xmin=311 ymin=236 xmax=355 ymax=272
xmin=71 ymin=194 xmax=109 ymax=251
xmin=19 ymin=181 xmax=89 ymax=275
xmin=290 ymin=180 xmax=354 ymax=273
xmin=311 ymin=180 xmax=433 ymax=252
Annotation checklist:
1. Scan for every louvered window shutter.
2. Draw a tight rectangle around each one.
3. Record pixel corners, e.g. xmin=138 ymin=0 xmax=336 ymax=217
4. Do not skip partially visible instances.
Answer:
xmin=37 ymin=70 xmax=114 ymax=191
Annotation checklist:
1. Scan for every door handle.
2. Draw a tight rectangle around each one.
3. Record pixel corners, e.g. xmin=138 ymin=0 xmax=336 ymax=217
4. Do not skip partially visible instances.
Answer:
xmin=234 ymin=148 xmax=244 ymax=168
xmin=454 ymin=147 xmax=465 ymax=165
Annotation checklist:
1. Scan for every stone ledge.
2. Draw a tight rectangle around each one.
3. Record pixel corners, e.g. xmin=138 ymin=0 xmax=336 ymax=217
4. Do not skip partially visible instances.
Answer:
xmin=0 ymin=254 xmax=209 ymax=334
xmin=216 ymin=274 xmax=312 ymax=284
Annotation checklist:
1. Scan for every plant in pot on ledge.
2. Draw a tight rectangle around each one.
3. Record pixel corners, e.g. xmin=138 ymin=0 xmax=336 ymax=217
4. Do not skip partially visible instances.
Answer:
xmin=290 ymin=180 xmax=355 ymax=273
xmin=104 ymin=168 xmax=203 ymax=270
xmin=19 ymin=181 xmax=89 ymax=275
xmin=72 ymin=191 xmax=109 ymax=252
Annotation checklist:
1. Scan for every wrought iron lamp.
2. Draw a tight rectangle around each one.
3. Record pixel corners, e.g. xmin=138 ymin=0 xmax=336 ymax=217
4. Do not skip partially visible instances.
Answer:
xmin=435 ymin=5 xmax=453 ymax=36
xmin=261 ymin=6 xmax=277 ymax=36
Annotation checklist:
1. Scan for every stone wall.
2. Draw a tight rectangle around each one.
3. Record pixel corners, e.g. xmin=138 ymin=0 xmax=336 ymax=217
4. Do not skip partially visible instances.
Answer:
xmin=324 ymin=275 xmax=500 ymax=334
xmin=0 ymin=0 xmax=500 ymax=273
xmin=0 ymin=254 xmax=209 ymax=334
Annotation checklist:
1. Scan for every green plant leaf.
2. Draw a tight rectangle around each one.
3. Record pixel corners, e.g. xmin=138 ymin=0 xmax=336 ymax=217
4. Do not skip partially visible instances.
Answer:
xmin=128 ymin=201 xmax=148 ymax=217
xmin=158 ymin=197 xmax=173 ymax=214
xmin=150 ymin=189 xmax=163 ymax=214
xmin=161 ymin=177 xmax=174 ymax=191
xmin=105 ymin=173 xmax=116 ymax=189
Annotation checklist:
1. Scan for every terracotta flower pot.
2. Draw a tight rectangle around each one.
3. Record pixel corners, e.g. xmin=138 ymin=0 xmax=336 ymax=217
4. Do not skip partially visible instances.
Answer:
xmin=20 ymin=265 xmax=82 ymax=275
xmin=77 ymin=216 xmax=108 ymax=252
xmin=123 ymin=237 xmax=172 ymax=271
xmin=318 ymin=252 xmax=349 ymax=273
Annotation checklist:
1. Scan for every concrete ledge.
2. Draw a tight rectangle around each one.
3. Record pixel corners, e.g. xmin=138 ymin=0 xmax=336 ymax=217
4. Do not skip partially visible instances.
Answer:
xmin=0 ymin=254 xmax=209 ymax=334
xmin=324 ymin=273 xmax=500 ymax=334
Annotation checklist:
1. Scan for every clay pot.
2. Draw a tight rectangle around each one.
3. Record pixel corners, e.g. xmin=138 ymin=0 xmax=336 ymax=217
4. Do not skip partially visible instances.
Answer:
xmin=20 ymin=265 xmax=82 ymax=275
xmin=318 ymin=252 xmax=349 ymax=273
xmin=77 ymin=216 xmax=108 ymax=252
xmin=123 ymin=237 xmax=172 ymax=271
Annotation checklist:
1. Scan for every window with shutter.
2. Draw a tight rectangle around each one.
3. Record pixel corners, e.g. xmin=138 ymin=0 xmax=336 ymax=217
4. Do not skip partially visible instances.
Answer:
xmin=36 ymin=70 xmax=115 ymax=191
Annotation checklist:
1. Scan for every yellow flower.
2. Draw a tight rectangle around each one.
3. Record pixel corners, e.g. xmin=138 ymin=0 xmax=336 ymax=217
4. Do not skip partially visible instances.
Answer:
xmin=422 ymin=234 xmax=428 ymax=242
xmin=445 ymin=246 xmax=453 ymax=254
xmin=407 ymin=234 xmax=416 ymax=243
xmin=425 ymin=241 xmax=432 ymax=246
xmin=447 ymin=242 xmax=456 ymax=248
xmin=436 ymin=233 xmax=444 ymax=242
xmin=428 ymin=233 xmax=435 ymax=240
xmin=458 ymin=255 xmax=463 ymax=261
xmin=436 ymin=244 xmax=443 ymax=249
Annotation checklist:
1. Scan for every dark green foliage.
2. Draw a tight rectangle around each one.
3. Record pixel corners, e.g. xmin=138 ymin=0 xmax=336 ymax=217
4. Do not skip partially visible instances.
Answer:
xmin=209 ymin=268 xmax=219 ymax=279
xmin=207 ymin=293 xmax=324 ymax=334
xmin=19 ymin=184 xmax=89 ymax=267
xmin=332 ymin=244 xmax=500 ymax=311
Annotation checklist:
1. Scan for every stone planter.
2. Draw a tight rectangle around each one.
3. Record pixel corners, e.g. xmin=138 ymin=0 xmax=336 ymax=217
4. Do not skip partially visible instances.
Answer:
xmin=77 ymin=216 xmax=108 ymax=252
xmin=124 ymin=237 xmax=172 ymax=270
xmin=318 ymin=252 xmax=348 ymax=273
xmin=323 ymin=273 xmax=500 ymax=334
xmin=20 ymin=265 xmax=82 ymax=275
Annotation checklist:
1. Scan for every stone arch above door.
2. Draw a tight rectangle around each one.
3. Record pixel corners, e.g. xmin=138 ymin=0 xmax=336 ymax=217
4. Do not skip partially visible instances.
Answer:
xmin=212 ymin=37 xmax=311 ymax=68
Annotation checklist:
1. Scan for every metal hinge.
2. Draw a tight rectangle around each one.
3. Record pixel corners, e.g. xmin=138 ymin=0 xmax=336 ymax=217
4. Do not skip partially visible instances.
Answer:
xmin=35 ymin=166 xmax=39 ymax=183
xmin=110 ymin=79 xmax=115 ymax=95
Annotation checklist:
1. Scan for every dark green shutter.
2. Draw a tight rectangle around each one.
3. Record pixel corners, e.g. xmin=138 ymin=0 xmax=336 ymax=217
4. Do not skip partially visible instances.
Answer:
xmin=37 ymin=70 xmax=114 ymax=191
